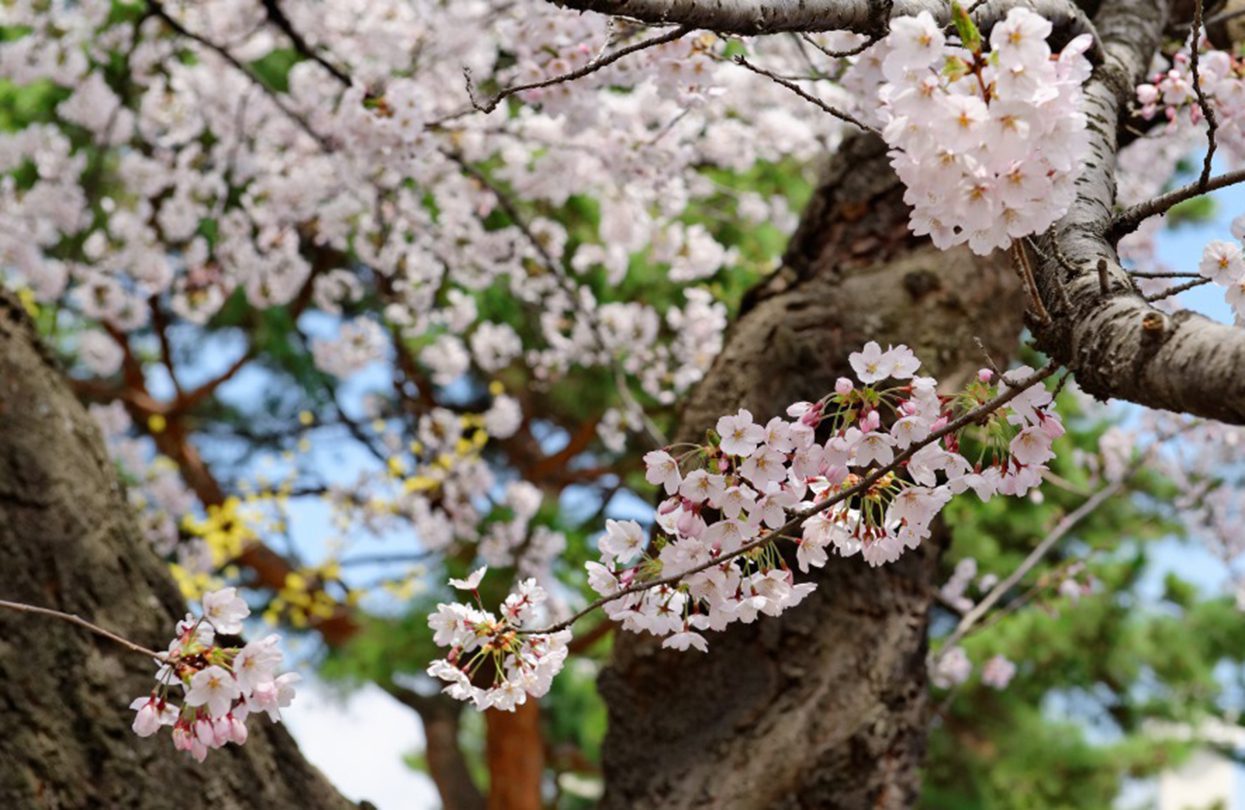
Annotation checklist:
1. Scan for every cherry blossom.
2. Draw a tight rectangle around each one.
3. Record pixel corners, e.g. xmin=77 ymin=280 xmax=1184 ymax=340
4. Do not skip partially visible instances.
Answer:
xmin=128 ymin=588 xmax=299 ymax=760
xmin=848 ymin=8 xmax=1093 ymax=254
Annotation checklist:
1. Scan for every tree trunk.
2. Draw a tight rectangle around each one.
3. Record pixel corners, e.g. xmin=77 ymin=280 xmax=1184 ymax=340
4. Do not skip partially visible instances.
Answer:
xmin=598 ymin=134 xmax=1027 ymax=808
xmin=0 ymin=290 xmax=353 ymax=810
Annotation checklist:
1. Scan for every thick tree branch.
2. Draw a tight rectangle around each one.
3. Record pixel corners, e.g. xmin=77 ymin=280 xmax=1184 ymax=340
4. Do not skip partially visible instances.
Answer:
xmin=1025 ymin=0 xmax=1245 ymax=425
xmin=545 ymin=0 xmax=1094 ymax=39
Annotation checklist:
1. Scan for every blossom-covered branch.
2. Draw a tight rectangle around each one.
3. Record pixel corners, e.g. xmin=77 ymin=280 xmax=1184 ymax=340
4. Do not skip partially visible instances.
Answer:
xmin=427 ymin=345 xmax=1059 ymax=710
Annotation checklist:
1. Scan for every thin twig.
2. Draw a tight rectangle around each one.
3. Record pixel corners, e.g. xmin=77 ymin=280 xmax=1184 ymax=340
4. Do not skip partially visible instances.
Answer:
xmin=732 ymin=54 xmax=880 ymax=134
xmin=931 ymin=478 xmax=1125 ymax=662
xmin=1143 ymin=276 xmax=1212 ymax=302
xmin=1110 ymin=166 xmax=1245 ymax=242
xmin=1011 ymin=240 xmax=1051 ymax=325
xmin=1189 ymin=0 xmax=1218 ymax=192
xmin=798 ymin=32 xmax=877 ymax=59
xmin=522 ymin=362 xmax=1060 ymax=636
xmin=1024 ymin=236 xmax=1073 ymax=309
xmin=432 ymin=25 xmax=692 ymax=126
xmin=1127 ymin=270 xmax=1203 ymax=279
xmin=0 ymin=599 xmax=163 ymax=659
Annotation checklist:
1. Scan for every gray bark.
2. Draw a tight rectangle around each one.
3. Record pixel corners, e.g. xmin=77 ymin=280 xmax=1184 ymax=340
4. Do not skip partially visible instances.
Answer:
xmin=1029 ymin=0 xmax=1245 ymax=425
xmin=597 ymin=134 xmax=1027 ymax=809
xmin=547 ymin=0 xmax=1092 ymax=37
xmin=0 ymin=290 xmax=353 ymax=810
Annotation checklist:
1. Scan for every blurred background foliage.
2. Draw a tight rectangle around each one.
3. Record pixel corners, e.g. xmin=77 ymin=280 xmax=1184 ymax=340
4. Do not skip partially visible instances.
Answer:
xmin=3 ymin=14 xmax=1243 ymax=807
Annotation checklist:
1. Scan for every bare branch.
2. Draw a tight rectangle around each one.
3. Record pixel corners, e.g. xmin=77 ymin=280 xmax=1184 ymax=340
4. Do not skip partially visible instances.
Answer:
xmin=1109 ymin=166 xmax=1245 ymax=242
xmin=1127 ymin=270 xmax=1203 ymax=279
xmin=1142 ymin=276 xmax=1212 ymax=302
xmin=932 ymin=477 xmax=1125 ymax=661
xmin=799 ymin=32 xmax=878 ymax=59
xmin=0 ymin=599 xmax=163 ymax=659
xmin=1189 ymin=0 xmax=1218 ymax=191
xmin=731 ymin=54 xmax=880 ymax=134
xmin=1012 ymin=240 xmax=1051 ymax=325
xmin=433 ymin=24 xmax=693 ymax=126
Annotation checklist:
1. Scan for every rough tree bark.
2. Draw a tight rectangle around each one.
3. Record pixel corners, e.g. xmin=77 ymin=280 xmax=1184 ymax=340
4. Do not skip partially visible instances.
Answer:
xmin=598 ymin=134 xmax=1027 ymax=809
xmin=0 ymin=289 xmax=353 ymax=810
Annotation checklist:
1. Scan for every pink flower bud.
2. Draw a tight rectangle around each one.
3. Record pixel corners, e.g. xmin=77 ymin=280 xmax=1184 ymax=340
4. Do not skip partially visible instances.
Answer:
xmin=835 ymin=377 xmax=853 ymax=396
xmin=1040 ymin=415 xmax=1066 ymax=439
xmin=195 ymin=718 xmax=222 ymax=749
xmin=786 ymin=401 xmax=813 ymax=418
xmin=226 ymin=715 xmax=248 ymax=745
xmin=129 ymin=697 xmax=163 ymax=737
xmin=977 ymin=368 xmax=993 ymax=383
xmin=173 ymin=724 xmax=194 ymax=752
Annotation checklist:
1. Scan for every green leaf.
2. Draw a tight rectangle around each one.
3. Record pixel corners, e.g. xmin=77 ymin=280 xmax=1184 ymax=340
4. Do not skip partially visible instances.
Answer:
xmin=951 ymin=1 xmax=983 ymax=54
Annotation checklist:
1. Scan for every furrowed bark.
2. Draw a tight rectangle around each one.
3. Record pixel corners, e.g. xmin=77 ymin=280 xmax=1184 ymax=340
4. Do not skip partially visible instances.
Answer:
xmin=73 ymin=327 xmax=489 ymax=808
xmin=0 ymin=289 xmax=352 ymax=810
xmin=597 ymin=134 xmax=1027 ymax=809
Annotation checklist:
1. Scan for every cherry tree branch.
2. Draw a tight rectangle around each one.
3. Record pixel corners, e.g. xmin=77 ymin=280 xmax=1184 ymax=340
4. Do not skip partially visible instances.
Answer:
xmin=522 ymin=362 xmax=1059 ymax=636
xmin=932 ymin=477 xmax=1125 ymax=660
xmin=0 ymin=599 xmax=163 ymax=659
xmin=1021 ymin=0 xmax=1245 ymax=426
xmin=1189 ymin=0 xmax=1218 ymax=191
xmin=260 ymin=0 xmax=352 ymax=86
xmin=1142 ymin=276 xmax=1212 ymax=302
xmin=799 ymin=32 xmax=879 ymax=59
xmin=433 ymin=24 xmax=694 ymax=126
xmin=147 ymin=0 xmax=331 ymax=149
xmin=1108 ymin=166 xmax=1245 ymax=241
xmin=543 ymin=0 xmax=1095 ymax=41
xmin=731 ymin=54 xmax=880 ymax=134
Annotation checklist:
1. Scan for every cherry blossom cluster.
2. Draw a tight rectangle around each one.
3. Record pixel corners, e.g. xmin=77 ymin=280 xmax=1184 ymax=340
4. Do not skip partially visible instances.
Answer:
xmin=428 ymin=343 xmax=1063 ymax=708
xmin=129 ymin=588 xmax=299 ymax=760
xmin=426 ymin=567 xmax=571 ymax=711
xmin=1197 ymin=218 xmax=1245 ymax=320
xmin=0 ymin=1 xmax=826 ymax=616
xmin=1136 ymin=37 xmax=1245 ymax=162
xmin=1121 ymin=38 xmax=1245 ymax=266
xmin=1102 ymin=412 xmax=1245 ymax=607
xmin=846 ymin=8 xmax=1093 ymax=254
xmin=588 ymin=343 xmax=1061 ymax=651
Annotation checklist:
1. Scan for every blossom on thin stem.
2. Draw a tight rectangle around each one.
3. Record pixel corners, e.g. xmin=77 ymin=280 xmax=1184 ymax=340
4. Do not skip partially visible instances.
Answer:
xmin=427 ymin=568 xmax=571 ymax=711
xmin=129 ymin=588 xmax=298 ymax=760
xmin=430 ymin=342 xmax=1062 ymax=709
